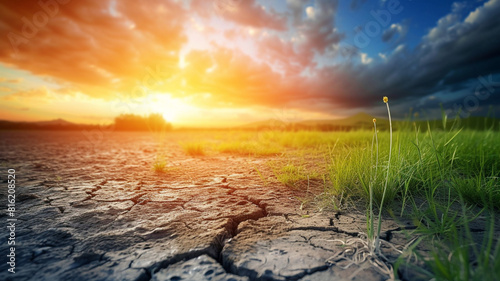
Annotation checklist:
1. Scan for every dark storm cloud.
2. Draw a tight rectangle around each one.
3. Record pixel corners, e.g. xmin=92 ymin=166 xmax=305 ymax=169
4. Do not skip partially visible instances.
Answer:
xmin=309 ymin=0 xmax=500 ymax=117
xmin=236 ymin=0 xmax=499 ymax=118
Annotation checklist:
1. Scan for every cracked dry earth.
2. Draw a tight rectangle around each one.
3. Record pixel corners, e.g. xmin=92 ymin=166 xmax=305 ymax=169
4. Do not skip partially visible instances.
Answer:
xmin=1 ymin=131 xmax=420 ymax=281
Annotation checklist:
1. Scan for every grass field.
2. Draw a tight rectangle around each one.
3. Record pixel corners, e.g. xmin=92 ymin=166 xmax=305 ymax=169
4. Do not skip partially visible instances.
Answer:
xmin=172 ymin=116 xmax=500 ymax=280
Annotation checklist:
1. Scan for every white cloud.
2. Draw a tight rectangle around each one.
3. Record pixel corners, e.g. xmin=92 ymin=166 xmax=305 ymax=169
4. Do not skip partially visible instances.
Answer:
xmin=305 ymin=6 xmax=315 ymax=19
xmin=361 ymin=53 xmax=373 ymax=64
xmin=465 ymin=0 xmax=499 ymax=24
xmin=392 ymin=44 xmax=405 ymax=54
xmin=427 ymin=14 xmax=461 ymax=41
xmin=390 ymin=23 xmax=402 ymax=32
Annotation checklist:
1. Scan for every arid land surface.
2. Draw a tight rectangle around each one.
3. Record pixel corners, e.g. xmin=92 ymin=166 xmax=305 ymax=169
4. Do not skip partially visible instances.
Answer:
xmin=0 ymin=131 xmax=497 ymax=281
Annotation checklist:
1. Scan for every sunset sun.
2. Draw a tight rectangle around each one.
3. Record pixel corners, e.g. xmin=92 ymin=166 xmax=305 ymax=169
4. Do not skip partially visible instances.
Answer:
xmin=145 ymin=93 xmax=181 ymax=123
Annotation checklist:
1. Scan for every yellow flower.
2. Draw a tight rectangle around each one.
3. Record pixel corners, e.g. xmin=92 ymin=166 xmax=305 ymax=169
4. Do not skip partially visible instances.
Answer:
xmin=373 ymin=118 xmax=376 ymax=123
xmin=383 ymin=96 xmax=388 ymax=103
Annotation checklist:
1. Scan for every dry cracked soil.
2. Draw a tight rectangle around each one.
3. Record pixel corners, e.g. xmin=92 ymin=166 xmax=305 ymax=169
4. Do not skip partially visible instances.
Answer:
xmin=0 ymin=131 xmax=490 ymax=281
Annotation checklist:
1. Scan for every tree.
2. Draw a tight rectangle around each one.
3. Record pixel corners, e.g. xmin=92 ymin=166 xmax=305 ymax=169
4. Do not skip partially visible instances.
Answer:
xmin=114 ymin=113 xmax=172 ymax=131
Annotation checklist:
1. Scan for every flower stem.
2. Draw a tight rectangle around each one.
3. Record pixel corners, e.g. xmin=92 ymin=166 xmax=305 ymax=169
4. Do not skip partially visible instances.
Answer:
xmin=375 ymin=102 xmax=392 ymax=253
xmin=369 ymin=121 xmax=379 ymax=251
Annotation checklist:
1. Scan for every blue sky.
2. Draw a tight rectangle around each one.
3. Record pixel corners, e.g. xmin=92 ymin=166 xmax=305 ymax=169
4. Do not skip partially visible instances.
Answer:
xmin=339 ymin=1 xmax=486 ymax=57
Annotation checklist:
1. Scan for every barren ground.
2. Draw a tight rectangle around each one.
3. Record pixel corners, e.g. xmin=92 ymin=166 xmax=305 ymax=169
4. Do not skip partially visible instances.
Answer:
xmin=0 ymin=131 xmax=496 ymax=281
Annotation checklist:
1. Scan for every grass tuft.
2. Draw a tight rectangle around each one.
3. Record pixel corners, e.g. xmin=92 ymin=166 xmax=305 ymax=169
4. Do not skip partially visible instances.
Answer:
xmin=152 ymin=161 xmax=167 ymax=173
xmin=273 ymin=163 xmax=319 ymax=188
xmin=181 ymin=142 xmax=206 ymax=156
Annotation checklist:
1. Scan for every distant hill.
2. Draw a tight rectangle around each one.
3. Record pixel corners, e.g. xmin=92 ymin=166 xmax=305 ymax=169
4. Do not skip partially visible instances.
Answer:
xmin=297 ymin=112 xmax=385 ymax=130
xmin=0 ymin=114 xmax=173 ymax=131
xmin=298 ymin=112 xmax=374 ymax=126
xmin=238 ymin=113 xmax=500 ymax=132
xmin=0 ymin=119 xmax=103 ymax=131
xmin=238 ymin=112 xmax=388 ymax=131
xmin=32 ymin=118 xmax=75 ymax=126
xmin=238 ymin=118 xmax=287 ymax=129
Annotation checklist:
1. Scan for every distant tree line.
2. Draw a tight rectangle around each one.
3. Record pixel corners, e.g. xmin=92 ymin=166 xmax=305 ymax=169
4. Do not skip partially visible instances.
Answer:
xmin=113 ymin=113 xmax=172 ymax=131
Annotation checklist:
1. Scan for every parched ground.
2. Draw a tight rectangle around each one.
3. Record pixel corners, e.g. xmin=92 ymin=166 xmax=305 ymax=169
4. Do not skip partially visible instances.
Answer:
xmin=0 ymin=131 xmax=494 ymax=281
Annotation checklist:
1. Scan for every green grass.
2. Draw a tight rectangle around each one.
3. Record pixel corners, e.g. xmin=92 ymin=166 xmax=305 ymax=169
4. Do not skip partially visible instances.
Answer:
xmin=216 ymin=141 xmax=281 ymax=156
xmin=174 ymin=127 xmax=499 ymax=210
xmin=163 ymin=110 xmax=500 ymax=279
xmin=175 ymin=127 xmax=499 ymax=211
xmin=181 ymin=141 xmax=206 ymax=156
xmin=156 ymin=118 xmax=499 ymax=280
xmin=400 ymin=204 xmax=500 ymax=281
xmin=272 ymin=163 xmax=320 ymax=188
xmin=152 ymin=160 xmax=167 ymax=173
xmin=187 ymin=118 xmax=499 ymax=279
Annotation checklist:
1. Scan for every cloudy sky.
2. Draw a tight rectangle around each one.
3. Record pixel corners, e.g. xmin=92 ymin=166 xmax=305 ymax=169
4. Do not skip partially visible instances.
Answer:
xmin=1 ymin=0 xmax=499 ymax=126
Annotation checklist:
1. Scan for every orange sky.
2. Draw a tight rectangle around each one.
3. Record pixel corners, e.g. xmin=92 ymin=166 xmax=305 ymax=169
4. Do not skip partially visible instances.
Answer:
xmin=0 ymin=0 xmax=339 ymax=127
